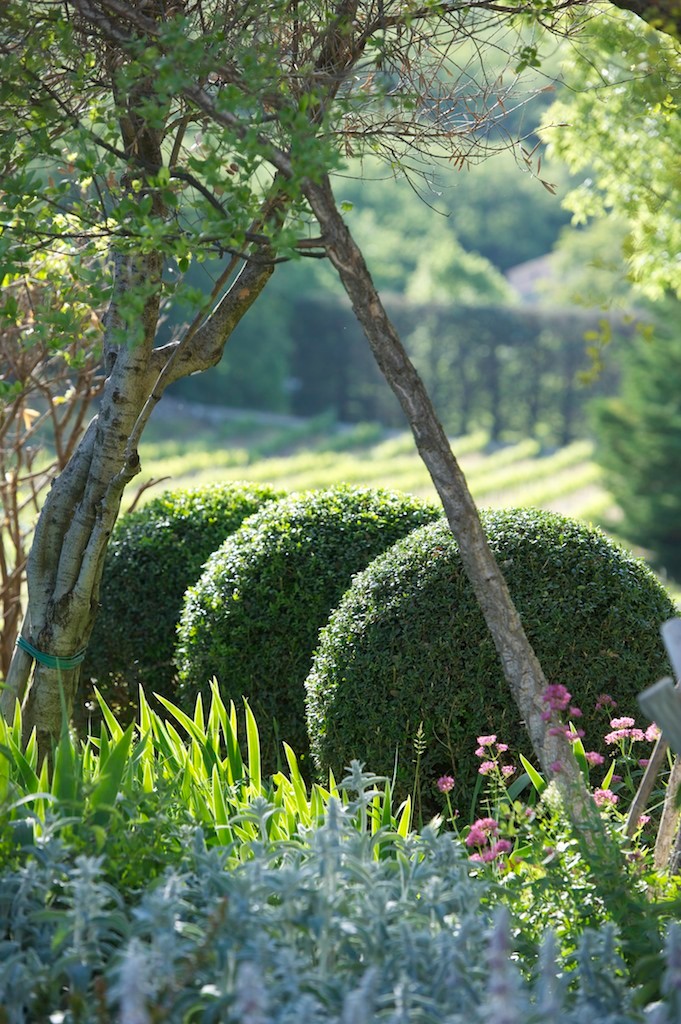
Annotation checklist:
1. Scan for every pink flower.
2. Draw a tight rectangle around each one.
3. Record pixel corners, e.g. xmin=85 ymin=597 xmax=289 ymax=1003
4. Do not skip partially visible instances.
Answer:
xmin=465 ymin=817 xmax=499 ymax=848
xmin=542 ymin=684 xmax=572 ymax=712
xmin=585 ymin=751 xmax=605 ymax=766
xmin=594 ymin=788 xmax=619 ymax=807
xmin=474 ymin=746 xmax=486 ymax=758
xmin=638 ymin=758 xmax=650 ymax=769
xmin=610 ymin=716 xmax=635 ymax=729
xmin=638 ymin=814 xmax=651 ymax=828
xmin=437 ymin=775 xmax=455 ymax=793
xmin=611 ymin=774 xmax=623 ymax=784
xmin=566 ymin=729 xmax=585 ymax=743
xmin=501 ymin=765 xmax=516 ymax=778
xmin=491 ymin=839 xmax=512 ymax=858
xmin=478 ymin=761 xmax=496 ymax=776
xmin=595 ymin=693 xmax=617 ymax=712
xmin=465 ymin=830 xmax=483 ymax=848
xmin=605 ymin=727 xmax=646 ymax=744
xmin=476 ymin=734 xmax=497 ymax=747
xmin=549 ymin=760 xmax=563 ymax=773
xmin=645 ymin=723 xmax=661 ymax=742
xmin=496 ymin=742 xmax=509 ymax=753
xmin=569 ymin=706 xmax=583 ymax=718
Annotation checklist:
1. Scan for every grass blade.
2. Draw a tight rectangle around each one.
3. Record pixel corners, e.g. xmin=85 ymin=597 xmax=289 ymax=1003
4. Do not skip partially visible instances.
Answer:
xmin=155 ymin=693 xmax=208 ymax=747
xmin=569 ymin=723 xmax=589 ymax=780
xmin=397 ymin=795 xmax=412 ymax=837
xmin=601 ymin=758 xmax=616 ymax=791
xmin=244 ymin=698 xmax=261 ymax=792
xmin=221 ymin=709 xmax=244 ymax=786
xmin=88 ymin=724 xmax=134 ymax=824
xmin=211 ymin=764 xmax=234 ymax=846
xmin=51 ymin=725 xmax=80 ymax=807
xmin=93 ymin=687 xmax=124 ymax=741
xmin=283 ymin=742 xmax=310 ymax=821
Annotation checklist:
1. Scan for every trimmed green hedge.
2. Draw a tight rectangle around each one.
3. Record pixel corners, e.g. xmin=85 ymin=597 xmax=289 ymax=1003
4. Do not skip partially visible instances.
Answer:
xmin=305 ymin=508 xmax=677 ymax=815
xmin=82 ymin=482 xmax=283 ymax=720
xmin=176 ymin=485 xmax=441 ymax=773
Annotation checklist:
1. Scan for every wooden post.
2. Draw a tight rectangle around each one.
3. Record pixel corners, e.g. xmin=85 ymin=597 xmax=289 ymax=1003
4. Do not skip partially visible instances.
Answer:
xmin=636 ymin=618 xmax=681 ymax=868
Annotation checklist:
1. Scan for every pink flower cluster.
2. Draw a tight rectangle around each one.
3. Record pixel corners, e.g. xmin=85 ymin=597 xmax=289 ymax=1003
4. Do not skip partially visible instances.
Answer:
xmin=474 ymin=734 xmax=516 ymax=778
xmin=604 ymin=717 xmax=660 ymax=746
xmin=437 ymin=775 xmax=455 ymax=794
xmin=595 ymin=693 xmax=618 ymax=713
xmin=540 ymin=684 xmax=581 ymax=733
xmin=541 ymin=684 xmax=584 ymax=741
xmin=593 ymin=788 xmax=619 ymax=808
xmin=541 ymin=684 xmax=572 ymax=717
xmin=465 ymin=817 xmax=512 ymax=863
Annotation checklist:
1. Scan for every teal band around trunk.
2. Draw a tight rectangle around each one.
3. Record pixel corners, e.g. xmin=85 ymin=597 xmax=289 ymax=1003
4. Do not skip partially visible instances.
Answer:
xmin=16 ymin=635 xmax=87 ymax=671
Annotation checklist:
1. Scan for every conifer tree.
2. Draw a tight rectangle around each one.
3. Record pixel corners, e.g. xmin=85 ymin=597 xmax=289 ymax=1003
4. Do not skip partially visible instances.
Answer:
xmin=594 ymin=301 xmax=681 ymax=581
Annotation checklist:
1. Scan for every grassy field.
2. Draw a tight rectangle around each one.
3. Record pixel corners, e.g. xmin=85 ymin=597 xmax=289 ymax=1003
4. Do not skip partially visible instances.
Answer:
xmin=133 ymin=399 xmax=614 ymax=524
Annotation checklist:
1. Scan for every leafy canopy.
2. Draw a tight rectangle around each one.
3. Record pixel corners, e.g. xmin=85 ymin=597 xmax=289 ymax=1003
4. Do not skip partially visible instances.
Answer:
xmin=541 ymin=9 xmax=681 ymax=299
xmin=0 ymin=1 xmax=587 ymax=321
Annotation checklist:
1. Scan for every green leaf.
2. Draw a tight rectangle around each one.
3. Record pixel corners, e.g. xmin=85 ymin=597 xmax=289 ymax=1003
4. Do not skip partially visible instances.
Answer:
xmin=507 ymin=772 xmax=532 ymax=801
xmin=244 ymin=697 xmax=261 ymax=792
xmin=93 ymin=687 xmax=124 ymax=741
xmin=380 ymin=778 xmax=394 ymax=830
xmin=397 ymin=795 xmax=412 ymax=837
xmin=519 ymin=753 xmax=546 ymax=794
xmin=283 ymin=742 xmax=310 ymax=822
xmin=88 ymin=724 xmax=134 ymax=824
xmin=569 ymin=723 xmax=589 ymax=780
xmin=51 ymin=724 xmax=80 ymax=807
xmin=601 ymin=758 xmax=617 ymax=791
xmin=211 ymin=764 xmax=234 ymax=846
xmin=1 ymin=738 xmax=39 ymax=794
xmin=156 ymin=692 xmax=210 ymax=747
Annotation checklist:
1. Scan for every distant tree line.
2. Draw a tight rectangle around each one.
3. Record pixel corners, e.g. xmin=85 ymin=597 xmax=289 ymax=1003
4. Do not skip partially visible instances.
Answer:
xmin=175 ymin=296 xmax=621 ymax=445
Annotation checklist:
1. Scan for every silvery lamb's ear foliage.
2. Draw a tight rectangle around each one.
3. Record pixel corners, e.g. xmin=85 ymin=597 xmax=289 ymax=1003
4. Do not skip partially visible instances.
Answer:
xmin=0 ymin=793 xmax=675 ymax=1023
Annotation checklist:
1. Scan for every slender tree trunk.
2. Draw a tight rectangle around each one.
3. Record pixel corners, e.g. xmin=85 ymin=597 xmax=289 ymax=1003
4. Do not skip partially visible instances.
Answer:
xmin=304 ymin=173 xmax=590 ymax=801
xmin=1 ymin=245 xmax=274 ymax=748
xmin=1 ymin=249 xmax=163 ymax=742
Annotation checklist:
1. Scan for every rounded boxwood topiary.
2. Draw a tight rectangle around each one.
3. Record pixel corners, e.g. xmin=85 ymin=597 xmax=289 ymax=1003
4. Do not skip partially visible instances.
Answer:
xmin=82 ymin=482 xmax=284 ymax=720
xmin=175 ymin=485 xmax=441 ymax=774
xmin=305 ymin=507 xmax=678 ymax=817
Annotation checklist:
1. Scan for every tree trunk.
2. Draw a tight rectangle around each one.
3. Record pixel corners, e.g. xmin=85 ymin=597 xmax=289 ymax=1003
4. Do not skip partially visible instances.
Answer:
xmin=304 ymin=174 xmax=590 ymax=801
xmin=1 ymin=245 xmax=274 ymax=749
